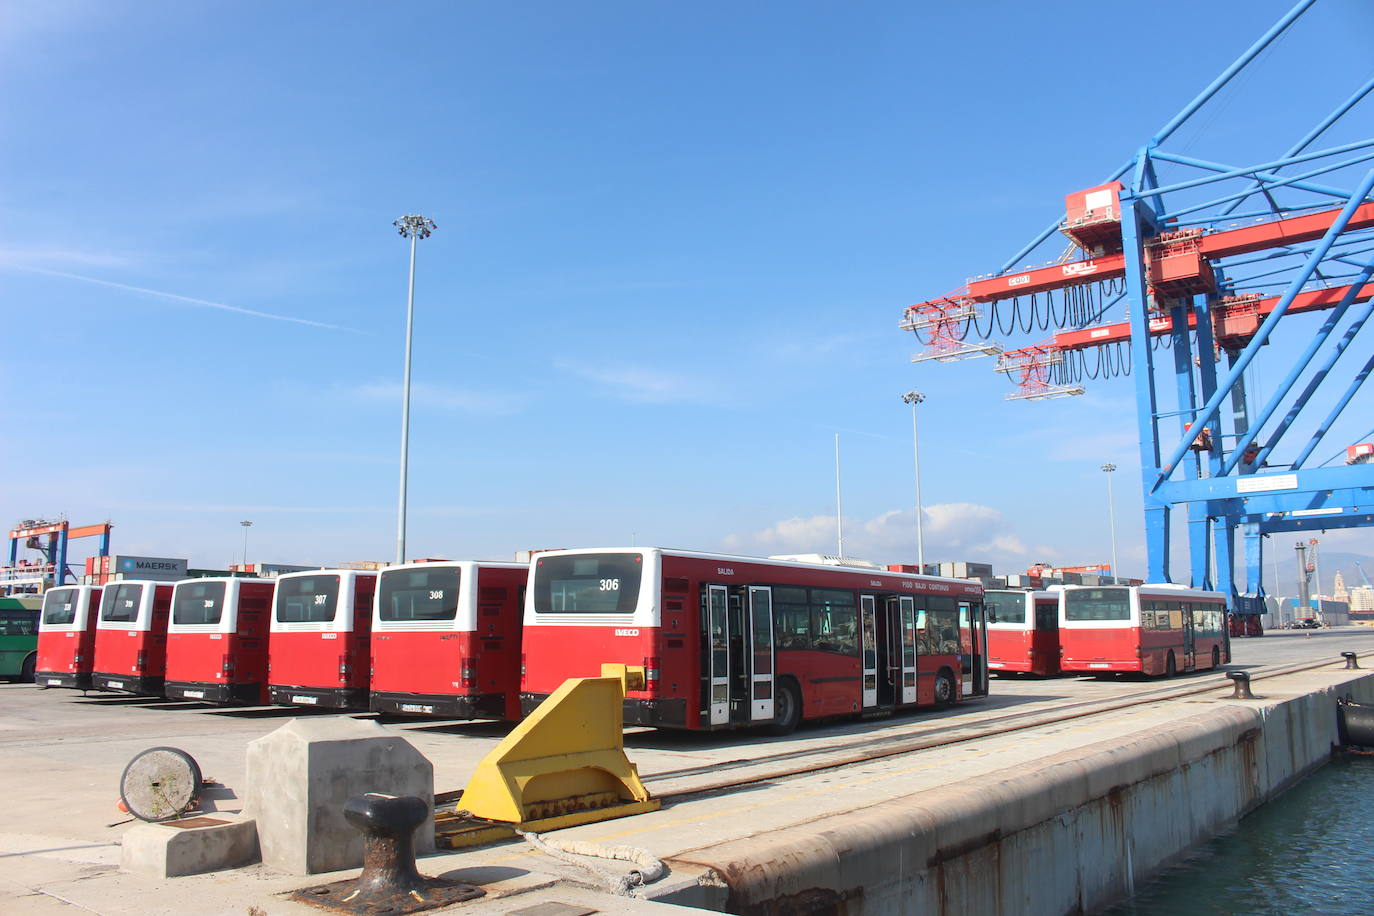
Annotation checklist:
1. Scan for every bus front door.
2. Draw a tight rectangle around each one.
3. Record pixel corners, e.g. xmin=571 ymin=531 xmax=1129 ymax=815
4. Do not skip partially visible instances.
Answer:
xmin=748 ymin=586 xmax=775 ymax=723
xmin=706 ymin=585 xmax=730 ymax=726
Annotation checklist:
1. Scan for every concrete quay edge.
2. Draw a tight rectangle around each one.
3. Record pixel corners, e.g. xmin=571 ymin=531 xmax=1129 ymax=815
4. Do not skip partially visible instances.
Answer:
xmin=663 ymin=667 xmax=1373 ymax=915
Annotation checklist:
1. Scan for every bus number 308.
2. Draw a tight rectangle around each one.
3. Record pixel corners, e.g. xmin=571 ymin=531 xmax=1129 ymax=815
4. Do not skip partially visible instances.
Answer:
xmin=599 ymin=578 xmax=620 ymax=591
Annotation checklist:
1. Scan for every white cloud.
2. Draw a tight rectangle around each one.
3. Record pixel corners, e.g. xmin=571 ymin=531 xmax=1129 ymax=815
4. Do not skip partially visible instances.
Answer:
xmin=0 ymin=246 xmax=135 ymax=270
xmin=352 ymin=381 xmax=528 ymax=415
xmin=721 ymin=502 xmax=1046 ymax=572
xmin=556 ymin=361 xmax=731 ymax=406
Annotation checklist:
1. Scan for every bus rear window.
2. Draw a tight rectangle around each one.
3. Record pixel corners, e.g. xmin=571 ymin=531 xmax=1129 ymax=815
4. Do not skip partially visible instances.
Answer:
xmin=101 ymin=584 xmax=145 ymax=623
xmin=533 ymin=553 xmax=642 ymax=613
xmin=984 ymin=591 xmax=1026 ymax=625
xmin=276 ymin=575 xmax=342 ymax=623
xmin=380 ymin=568 xmax=459 ymax=622
xmin=1064 ymin=588 xmax=1131 ymax=621
xmin=41 ymin=589 xmax=79 ymax=626
xmin=173 ymin=582 xmax=227 ymax=626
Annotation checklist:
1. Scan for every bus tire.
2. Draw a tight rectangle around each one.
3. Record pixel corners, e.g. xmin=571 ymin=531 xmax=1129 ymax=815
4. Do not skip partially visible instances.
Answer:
xmin=1211 ymin=646 xmax=1221 ymax=669
xmin=1165 ymin=652 xmax=1177 ymax=678
xmin=763 ymin=679 xmax=801 ymax=736
xmin=934 ymin=669 xmax=956 ymax=707
xmin=19 ymin=654 xmax=36 ymax=683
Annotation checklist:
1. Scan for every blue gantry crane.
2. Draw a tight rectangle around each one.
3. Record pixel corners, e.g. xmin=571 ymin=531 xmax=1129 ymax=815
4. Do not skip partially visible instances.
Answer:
xmin=902 ymin=0 xmax=1374 ymax=635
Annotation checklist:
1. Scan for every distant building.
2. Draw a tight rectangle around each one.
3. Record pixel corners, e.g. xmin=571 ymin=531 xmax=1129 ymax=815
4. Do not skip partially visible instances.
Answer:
xmin=1351 ymin=585 xmax=1374 ymax=613
xmin=1334 ymin=571 xmax=1349 ymax=604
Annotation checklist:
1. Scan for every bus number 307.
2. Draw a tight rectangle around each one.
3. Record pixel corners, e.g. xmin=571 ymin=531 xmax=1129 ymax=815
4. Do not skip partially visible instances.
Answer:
xmin=599 ymin=579 xmax=620 ymax=591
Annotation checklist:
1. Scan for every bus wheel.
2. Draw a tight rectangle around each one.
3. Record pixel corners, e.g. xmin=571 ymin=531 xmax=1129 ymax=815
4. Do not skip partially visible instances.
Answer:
xmin=934 ymin=669 xmax=956 ymax=707
xmin=1166 ymin=652 xmax=1177 ymax=678
xmin=20 ymin=655 xmax=36 ymax=684
xmin=763 ymin=680 xmax=801 ymax=736
xmin=1211 ymin=646 xmax=1221 ymax=669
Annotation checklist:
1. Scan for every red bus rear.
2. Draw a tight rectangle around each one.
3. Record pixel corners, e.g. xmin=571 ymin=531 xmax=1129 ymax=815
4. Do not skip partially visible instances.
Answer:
xmin=520 ymin=548 xmax=988 ymax=734
xmin=985 ymin=589 xmax=1061 ymax=676
xmin=36 ymin=585 xmax=102 ymax=689
xmin=268 ymin=570 xmax=376 ymax=710
xmin=165 ymin=578 xmax=274 ymax=704
xmin=369 ymin=561 xmax=526 ymax=719
xmin=1059 ymin=584 xmax=1230 ymax=676
xmin=93 ymin=580 xmax=173 ymax=695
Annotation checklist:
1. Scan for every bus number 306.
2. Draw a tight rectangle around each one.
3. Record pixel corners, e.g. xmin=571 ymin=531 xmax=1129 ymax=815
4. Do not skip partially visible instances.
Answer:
xmin=599 ymin=579 xmax=620 ymax=591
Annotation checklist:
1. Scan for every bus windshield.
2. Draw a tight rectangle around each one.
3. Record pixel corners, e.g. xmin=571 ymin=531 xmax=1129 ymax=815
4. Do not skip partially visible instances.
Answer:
xmin=984 ymin=590 xmax=1026 ymax=625
xmin=275 ymin=575 xmax=341 ymax=623
xmin=533 ymin=553 xmax=642 ymax=613
xmin=41 ymin=588 xmax=80 ymax=626
xmin=379 ymin=568 xmax=459 ymax=622
xmin=1064 ymin=588 xmax=1131 ymax=622
xmin=173 ymin=582 xmax=227 ymax=626
xmin=101 ymin=584 xmax=145 ymax=623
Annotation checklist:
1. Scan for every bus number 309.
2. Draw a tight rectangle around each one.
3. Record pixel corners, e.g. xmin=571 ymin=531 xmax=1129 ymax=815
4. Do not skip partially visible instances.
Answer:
xmin=599 ymin=579 xmax=620 ymax=591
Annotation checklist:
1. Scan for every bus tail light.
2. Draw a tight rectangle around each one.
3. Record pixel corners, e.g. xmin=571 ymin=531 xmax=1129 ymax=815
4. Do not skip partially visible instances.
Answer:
xmin=1135 ymin=646 xmax=1143 ymax=658
xmin=461 ymin=657 xmax=477 ymax=689
xmin=135 ymin=650 xmax=146 ymax=670
xmin=222 ymin=655 xmax=235 ymax=674
xmin=520 ymin=653 xmax=527 ymax=678
xmin=339 ymin=662 xmax=353 ymax=682
xmin=73 ymin=653 xmax=84 ymax=664
xmin=644 ymin=657 xmax=660 ymax=690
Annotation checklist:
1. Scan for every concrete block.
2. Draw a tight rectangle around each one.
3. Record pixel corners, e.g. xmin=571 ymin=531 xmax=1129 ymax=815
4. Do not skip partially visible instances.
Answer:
xmin=120 ymin=814 xmax=259 ymax=878
xmin=244 ymin=717 xmax=434 ymax=875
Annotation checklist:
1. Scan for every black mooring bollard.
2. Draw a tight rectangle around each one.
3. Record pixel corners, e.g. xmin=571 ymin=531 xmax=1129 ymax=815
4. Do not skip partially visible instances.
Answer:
xmin=1229 ymin=671 xmax=1256 ymax=700
xmin=1342 ymin=652 xmax=1360 ymax=670
xmin=291 ymin=794 xmax=483 ymax=914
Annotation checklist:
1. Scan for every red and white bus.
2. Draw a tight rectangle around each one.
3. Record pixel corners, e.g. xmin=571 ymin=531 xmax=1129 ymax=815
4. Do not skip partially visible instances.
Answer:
xmin=92 ymin=580 xmax=174 ymax=695
xmin=268 ymin=570 xmax=376 ymax=710
xmin=164 ymin=577 xmax=274 ymax=704
xmin=520 ymin=548 xmax=988 ymax=734
xmin=370 ymin=561 xmax=527 ymax=719
xmin=985 ymin=589 xmax=1061 ymax=676
xmin=36 ymin=585 xmax=103 ymax=689
xmin=1058 ymin=584 xmax=1230 ymax=677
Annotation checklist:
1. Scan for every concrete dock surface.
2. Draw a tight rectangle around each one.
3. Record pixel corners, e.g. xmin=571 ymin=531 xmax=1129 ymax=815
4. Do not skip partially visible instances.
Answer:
xmin=2 ymin=626 xmax=1371 ymax=914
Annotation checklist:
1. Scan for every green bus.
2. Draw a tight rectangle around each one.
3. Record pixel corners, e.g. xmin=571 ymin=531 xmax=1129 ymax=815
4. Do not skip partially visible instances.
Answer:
xmin=0 ymin=595 xmax=40 ymax=682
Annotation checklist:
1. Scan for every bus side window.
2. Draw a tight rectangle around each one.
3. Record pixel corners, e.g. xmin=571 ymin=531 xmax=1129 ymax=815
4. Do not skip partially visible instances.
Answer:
xmin=774 ymin=587 xmax=811 ymax=651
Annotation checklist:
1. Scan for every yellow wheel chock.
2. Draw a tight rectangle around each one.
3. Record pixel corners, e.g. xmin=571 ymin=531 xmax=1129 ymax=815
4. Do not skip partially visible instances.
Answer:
xmin=435 ymin=665 xmax=660 ymax=849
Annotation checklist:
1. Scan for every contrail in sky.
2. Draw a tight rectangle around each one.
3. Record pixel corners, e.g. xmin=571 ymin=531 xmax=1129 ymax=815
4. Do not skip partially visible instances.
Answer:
xmin=9 ymin=264 xmax=363 ymax=332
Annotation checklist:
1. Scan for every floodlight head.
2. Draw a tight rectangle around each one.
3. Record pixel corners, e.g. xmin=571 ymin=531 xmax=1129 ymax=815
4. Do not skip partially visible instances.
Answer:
xmin=902 ymin=391 xmax=925 ymax=405
xmin=240 ymin=520 xmax=253 ymax=528
xmin=1101 ymin=463 xmax=1117 ymax=473
xmin=393 ymin=214 xmax=437 ymax=240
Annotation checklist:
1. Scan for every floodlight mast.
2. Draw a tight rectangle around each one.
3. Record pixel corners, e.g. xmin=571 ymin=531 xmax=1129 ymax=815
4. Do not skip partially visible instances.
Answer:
xmin=902 ymin=391 xmax=926 ymax=570
xmin=393 ymin=214 xmax=437 ymax=567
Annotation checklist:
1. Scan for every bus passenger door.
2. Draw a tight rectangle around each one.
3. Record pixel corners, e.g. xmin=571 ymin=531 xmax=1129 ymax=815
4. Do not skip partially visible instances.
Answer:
xmin=1182 ymin=606 xmax=1197 ymax=670
xmin=748 ymin=586 xmax=775 ymax=722
xmin=860 ymin=596 xmax=877 ymax=708
xmin=706 ymin=585 xmax=730 ymax=726
xmin=959 ymin=601 xmax=989 ymax=697
xmin=898 ymin=596 xmax=917 ymax=704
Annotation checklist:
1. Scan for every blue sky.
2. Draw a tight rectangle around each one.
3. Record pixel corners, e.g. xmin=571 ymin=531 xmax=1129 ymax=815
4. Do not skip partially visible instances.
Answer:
xmin=2 ymin=0 xmax=1372 ymax=591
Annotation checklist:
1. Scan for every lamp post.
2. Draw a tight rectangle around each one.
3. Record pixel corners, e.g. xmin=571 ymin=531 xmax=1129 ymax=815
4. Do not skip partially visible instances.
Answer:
xmin=1101 ymin=463 xmax=1119 ymax=581
xmin=392 ymin=214 xmax=437 ymax=566
xmin=834 ymin=434 xmax=844 ymax=559
xmin=901 ymin=391 xmax=926 ymax=571
xmin=240 ymin=520 xmax=253 ymax=569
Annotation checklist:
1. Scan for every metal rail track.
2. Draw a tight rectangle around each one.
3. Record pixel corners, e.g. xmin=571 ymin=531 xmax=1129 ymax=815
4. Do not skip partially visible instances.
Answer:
xmin=645 ymin=656 xmax=1353 ymax=802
